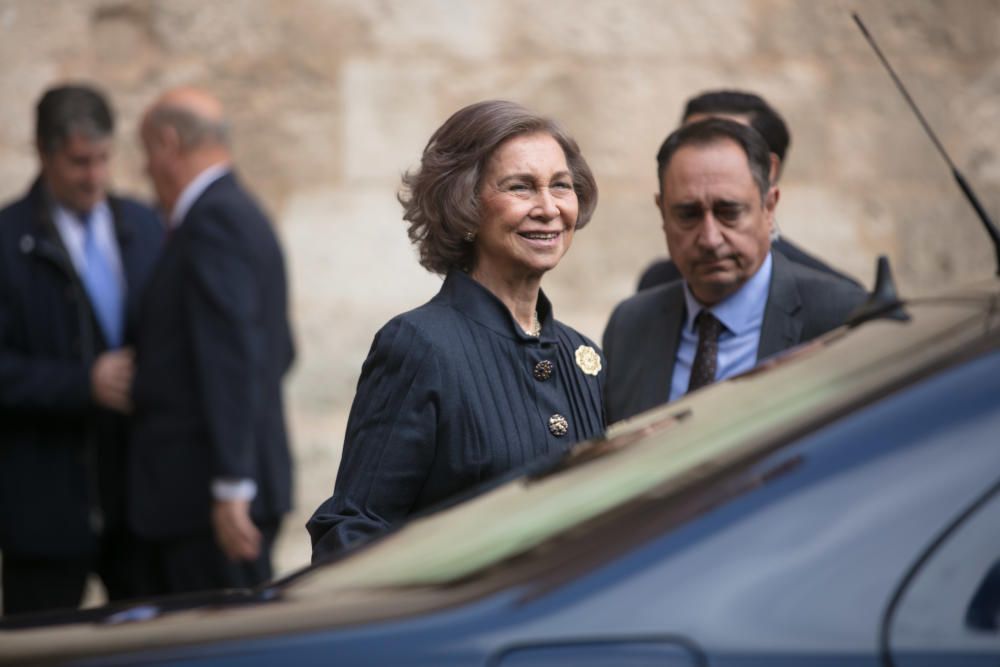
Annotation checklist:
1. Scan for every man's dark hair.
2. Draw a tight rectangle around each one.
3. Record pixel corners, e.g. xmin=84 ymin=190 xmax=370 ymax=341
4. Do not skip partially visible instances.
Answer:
xmin=682 ymin=90 xmax=790 ymax=165
xmin=656 ymin=118 xmax=772 ymax=201
xmin=35 ymin=84 xmax=114 ymax=154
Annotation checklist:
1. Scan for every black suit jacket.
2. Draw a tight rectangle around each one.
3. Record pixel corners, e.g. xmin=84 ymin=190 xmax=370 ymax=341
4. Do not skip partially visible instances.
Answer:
xmin=0 ymin=177 xmax=163 ymax=558
xmin=603 ymin=251 xmax=867 ymax=424
xmin=129 ymin=172 xmax=294 ymax=541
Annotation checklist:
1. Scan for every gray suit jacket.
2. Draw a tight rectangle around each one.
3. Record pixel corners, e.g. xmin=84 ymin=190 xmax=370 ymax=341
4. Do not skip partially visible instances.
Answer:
xmin=602 ymin=251 xmax=867 ymax=424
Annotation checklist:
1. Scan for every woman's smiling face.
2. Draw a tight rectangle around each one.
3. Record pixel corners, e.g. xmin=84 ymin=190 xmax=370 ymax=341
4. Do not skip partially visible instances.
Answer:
xmin=473 ymin=132 xmax=579 ymax=281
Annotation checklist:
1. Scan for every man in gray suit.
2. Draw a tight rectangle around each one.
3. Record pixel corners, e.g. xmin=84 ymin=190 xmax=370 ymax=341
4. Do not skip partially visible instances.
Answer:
xmin=602 ymin=119 xmax=866 ymax=424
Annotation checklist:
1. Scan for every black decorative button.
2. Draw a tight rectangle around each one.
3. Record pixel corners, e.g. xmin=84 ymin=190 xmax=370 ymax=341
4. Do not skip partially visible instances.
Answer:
xmin=533 ymin=360 xmax=554 ymax=381
xmin=548 ymin=414 xmax=569 ymax=437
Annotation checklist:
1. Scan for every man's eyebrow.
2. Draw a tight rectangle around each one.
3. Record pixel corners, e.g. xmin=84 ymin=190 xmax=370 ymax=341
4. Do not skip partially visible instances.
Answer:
xmin=670 ymin=202 xmax=703 ymax=212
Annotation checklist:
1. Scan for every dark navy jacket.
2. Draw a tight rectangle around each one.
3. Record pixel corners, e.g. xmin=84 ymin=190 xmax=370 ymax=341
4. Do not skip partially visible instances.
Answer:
xmin=308 ymin=270 xmax=606 ymax=559
xmin=0 ymin=177 xmax=163 ymax=559
xmin=129 ymin=172 xmax=295 ymax=541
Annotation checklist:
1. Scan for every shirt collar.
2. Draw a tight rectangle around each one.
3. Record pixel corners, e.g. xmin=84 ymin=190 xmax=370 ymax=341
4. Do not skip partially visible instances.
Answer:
xmin=49 ymin=199 xmax=114 ymax=274
xmin=54 ymin=198 xmax=111 ymax=227
xmin=169 ymin=162 xmax=231 ymax=228
xmin=682 ymin=250 xmax=774 ymax=336
xmin=438 ymin=270 xmax=555 ymax=342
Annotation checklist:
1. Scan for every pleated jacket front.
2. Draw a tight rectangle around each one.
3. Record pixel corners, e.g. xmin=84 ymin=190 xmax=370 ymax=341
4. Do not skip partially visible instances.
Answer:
xmin=308 ymin=270 xmax=606 ymax=557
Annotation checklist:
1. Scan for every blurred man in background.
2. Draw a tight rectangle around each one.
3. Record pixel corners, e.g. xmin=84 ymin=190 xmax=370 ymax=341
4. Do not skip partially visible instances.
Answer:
xmin=129 ymin=87 xmax=294 ymax=594
xmin=0 ymin=83 xmax=162 ymax=615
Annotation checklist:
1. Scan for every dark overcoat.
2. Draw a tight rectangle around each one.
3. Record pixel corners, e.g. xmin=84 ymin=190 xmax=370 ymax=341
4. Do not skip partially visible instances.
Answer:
xmin=128 ymin=172 xmax=295 ymax=541
xmin=308 ymin=270 xmax=606 ymax=559
xmin=0 ymin=177 xmax=163 ymax=559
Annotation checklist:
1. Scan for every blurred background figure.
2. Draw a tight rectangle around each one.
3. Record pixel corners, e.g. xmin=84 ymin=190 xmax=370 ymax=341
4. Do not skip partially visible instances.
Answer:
xmin=308 ymin=100 xmax=605 ymax=559
xmin=636 ymin=89 xmax=860 ymax=292
xmin=0 ymin=83 xmax=163 ymax=615
xmin=603 ymin=119 xmax=866 ymax=423
xmin=128 ymin=87 xmax=295 ymax=594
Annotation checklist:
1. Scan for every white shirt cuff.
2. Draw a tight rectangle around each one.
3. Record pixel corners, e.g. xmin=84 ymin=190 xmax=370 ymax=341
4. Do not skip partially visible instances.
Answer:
xmin=211 ymin=478 xmax=257 ymax=502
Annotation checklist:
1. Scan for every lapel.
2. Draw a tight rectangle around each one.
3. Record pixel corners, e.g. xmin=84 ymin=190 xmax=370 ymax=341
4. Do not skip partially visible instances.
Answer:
xmin=24 ymin=177 xmax=104 ymax=355
xmin=151 ymin=171 xmax=233 ymax=273
xmin=26 ymin=177 xmax=79 ymax=282
xmin=108 ymin=194 xmax=160 ymax=343
xmin=757 ymin=251 xmax=803 ymax=360
xmin=637 ymin=283 xmax=686 ymax=411
xmin=108 ymin=194 xmax=140 ymax=290
xmin=181 ymin=171 xmax=236 ymax=231
xmin=144 ymin=170 xmax=236 ymax=302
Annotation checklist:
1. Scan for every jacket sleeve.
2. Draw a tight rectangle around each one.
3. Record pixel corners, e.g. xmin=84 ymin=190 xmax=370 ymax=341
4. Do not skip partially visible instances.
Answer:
xmin=0 ymin=278 xmax=92 ymax=415
xmin=0 ymin=350 xmax=92 ymax=414
xmin=182 ymin=208 xmax=262 ymax=480
xmin=307 ymin=318 xmax=441 ymax=560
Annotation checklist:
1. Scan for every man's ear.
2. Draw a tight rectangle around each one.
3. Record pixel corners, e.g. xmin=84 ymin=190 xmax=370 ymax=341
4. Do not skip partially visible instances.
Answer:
xmin=152 ymin=123 xmax=182 ymax=155
xmin=764 ymin=185 xmax=780 ymax=234
xmin=768 ymin=153 xmax=781 ymax=184
xmin=653 ymin=191 xmax=667 ymax=225
xmin=36 ymin=139 xmax=53 ymax=168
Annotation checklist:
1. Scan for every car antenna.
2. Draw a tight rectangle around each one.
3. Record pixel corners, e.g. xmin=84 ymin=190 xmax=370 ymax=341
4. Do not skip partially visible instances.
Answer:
xmin=847 ymin=254 xmax=909 ymax=326
xmin=853 ymin=12 xmax=1000 ymax=276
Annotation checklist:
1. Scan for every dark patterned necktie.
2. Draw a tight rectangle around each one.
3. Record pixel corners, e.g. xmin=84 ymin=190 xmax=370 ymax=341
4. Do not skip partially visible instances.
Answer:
xmin=687 ymin=310 xmax=722 ymax=393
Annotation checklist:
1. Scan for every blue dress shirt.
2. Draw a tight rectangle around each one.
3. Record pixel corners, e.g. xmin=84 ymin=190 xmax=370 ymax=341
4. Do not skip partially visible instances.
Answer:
xmin=669 ymin=251 xmax=774 ymax=401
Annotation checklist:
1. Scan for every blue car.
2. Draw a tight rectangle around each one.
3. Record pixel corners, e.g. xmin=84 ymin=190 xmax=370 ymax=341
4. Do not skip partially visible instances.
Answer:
xmin=2 ymin=277 xmax=999 ymax=666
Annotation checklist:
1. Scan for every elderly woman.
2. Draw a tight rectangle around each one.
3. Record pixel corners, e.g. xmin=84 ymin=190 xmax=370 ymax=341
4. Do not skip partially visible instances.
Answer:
xmin=307 ymin=100 xmax=605 ymax=559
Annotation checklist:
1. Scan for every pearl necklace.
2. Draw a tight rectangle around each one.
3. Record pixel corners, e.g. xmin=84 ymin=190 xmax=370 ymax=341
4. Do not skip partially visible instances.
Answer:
xmin=523 ymin=311 xmax=541 ymax=337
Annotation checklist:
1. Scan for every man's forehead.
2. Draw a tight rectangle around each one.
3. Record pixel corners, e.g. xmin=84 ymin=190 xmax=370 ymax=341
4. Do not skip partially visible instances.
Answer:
xmin=60 ymin=132 xmax=112 ymax=154
xmin=665 ymin=139 xmax=751 ymax=179
xmin=661 ymin=141 xmax=759 ymax=203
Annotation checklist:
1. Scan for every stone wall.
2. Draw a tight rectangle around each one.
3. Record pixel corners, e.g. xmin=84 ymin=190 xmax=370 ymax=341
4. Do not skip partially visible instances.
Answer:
xmin=2 ymin=0 xmax=998 ymax=580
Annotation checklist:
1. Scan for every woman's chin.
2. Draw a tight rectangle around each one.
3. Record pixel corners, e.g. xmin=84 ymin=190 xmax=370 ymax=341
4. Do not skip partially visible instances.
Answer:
xmin=520 ymin=245 xmax=570 ymax=275
xmin=514 ymin=256 xmax=564 ymax=279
